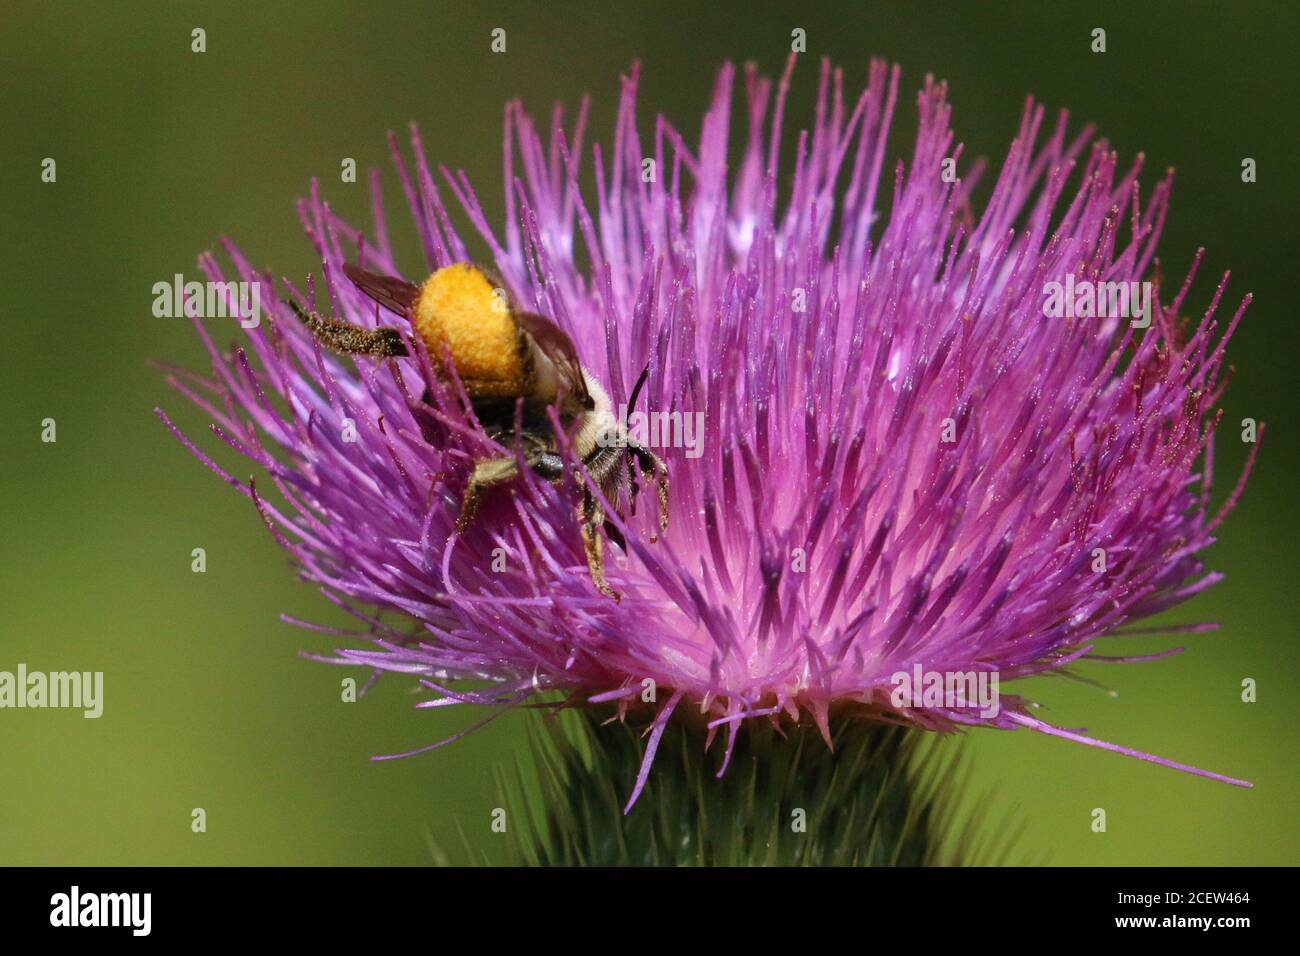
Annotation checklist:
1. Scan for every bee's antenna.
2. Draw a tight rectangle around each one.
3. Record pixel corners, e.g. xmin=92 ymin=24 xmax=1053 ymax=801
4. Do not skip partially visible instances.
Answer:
xmin=627 ymin=363 xmax=651 ymax=414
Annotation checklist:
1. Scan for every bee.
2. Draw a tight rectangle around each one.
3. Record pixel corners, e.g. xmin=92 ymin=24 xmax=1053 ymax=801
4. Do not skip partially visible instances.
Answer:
xmin=287 ymin=261 xmax=668 ymax=600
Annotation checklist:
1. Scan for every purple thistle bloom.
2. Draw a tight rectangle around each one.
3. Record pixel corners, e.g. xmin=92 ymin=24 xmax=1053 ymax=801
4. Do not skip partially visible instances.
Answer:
xmin=160 ymin=56 xmax=1257 ymax=810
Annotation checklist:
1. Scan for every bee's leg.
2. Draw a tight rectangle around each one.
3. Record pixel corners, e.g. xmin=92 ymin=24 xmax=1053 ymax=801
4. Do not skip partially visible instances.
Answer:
xmin=525 ymin=451 xmax=619 ymax=595
xmin=458 ymin=449 xmax=565 ymax=534
xmin=288 ymin=300 xmax=409 ymax=357
xmin=456 ymin=457 xmax=520 ymax=533
xmin=627 ymin=440 xmax=669 ymax=536
xmin=580 ymin=490 xmax=620 ymax=601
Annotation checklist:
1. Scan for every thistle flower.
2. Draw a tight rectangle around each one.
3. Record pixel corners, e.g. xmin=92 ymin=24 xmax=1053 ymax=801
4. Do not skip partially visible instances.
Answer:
xmin=159 ymin=56 xmax=1256 ymax=820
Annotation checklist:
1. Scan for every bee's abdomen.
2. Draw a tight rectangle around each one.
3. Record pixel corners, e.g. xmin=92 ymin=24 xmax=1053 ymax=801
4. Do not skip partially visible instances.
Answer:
xmin=414 ymin=263 xmax=530 ymax=396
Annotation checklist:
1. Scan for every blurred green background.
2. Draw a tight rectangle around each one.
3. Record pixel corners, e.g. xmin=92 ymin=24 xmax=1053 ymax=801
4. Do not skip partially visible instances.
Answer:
xmin=2 ymin=0 xmax=1296 ymax=865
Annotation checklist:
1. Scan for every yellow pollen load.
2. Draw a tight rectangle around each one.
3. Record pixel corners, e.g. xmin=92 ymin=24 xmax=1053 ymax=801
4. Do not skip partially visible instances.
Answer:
xmin=413 ymin=263 xmax=526 ymax=395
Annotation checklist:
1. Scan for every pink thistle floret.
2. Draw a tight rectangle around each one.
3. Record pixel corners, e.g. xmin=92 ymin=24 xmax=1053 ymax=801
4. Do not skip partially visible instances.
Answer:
xmin=160 ymin=56 xmax=1258 ymax=808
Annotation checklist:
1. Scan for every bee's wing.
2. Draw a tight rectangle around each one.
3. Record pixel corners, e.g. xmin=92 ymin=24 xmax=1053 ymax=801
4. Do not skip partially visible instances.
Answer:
xmin=514 ymin=311 xmax=593 ymax=409
xmin=343 ymin=263 xmax=422 ymax=318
